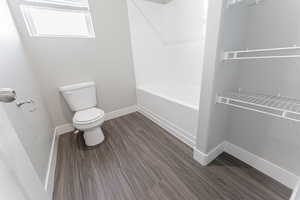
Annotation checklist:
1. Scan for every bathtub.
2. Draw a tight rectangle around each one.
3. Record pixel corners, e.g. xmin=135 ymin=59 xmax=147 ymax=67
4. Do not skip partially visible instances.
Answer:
xmin=137 ymin=83 xmax=200 ymax=147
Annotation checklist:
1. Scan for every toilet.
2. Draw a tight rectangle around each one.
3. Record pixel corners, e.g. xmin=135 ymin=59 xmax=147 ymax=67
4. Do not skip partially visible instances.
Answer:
xmin=59 ymin=82 xmax=105 ymax=146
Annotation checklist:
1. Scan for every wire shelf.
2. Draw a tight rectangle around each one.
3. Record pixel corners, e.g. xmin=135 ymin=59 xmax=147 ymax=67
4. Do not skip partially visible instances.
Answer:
xmin=227 ymin=0 xmax=264 ymax=8
xmin=223 ymin=45 xmax=300 ymax=60
xmin=217 ymin=92 xmax=300 ymax=122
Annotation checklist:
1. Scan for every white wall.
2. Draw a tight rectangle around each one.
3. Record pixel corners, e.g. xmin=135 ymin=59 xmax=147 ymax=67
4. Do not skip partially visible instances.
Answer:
xmin=197 ymin=0 xmax=300 ymax=181
xmin=0 ymin=158 xmax=27 ymax=200
xmin=195 ymin=0 xmax=245 ymax=152
xmin=0 ymin=0 xmax=53 ymax=182
xmin=127 ymin=0 xmax=168 ymax=85
xmin=227 ymin=0 xmax=300 ymax=176
xmin=8 ymin=0 xmax=137 ymax=127
xmin=203 ymin=2 xmax=248 ymax=152
xmin=0 ymin=104 xmax=50 ymax=200
xmin=127 ymin=0 xmax=206 ymax=87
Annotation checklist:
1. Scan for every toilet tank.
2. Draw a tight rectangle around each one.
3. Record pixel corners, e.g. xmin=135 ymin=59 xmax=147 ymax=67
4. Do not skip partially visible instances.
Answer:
xmin=59 ymin=82 xmax=97 ymax=112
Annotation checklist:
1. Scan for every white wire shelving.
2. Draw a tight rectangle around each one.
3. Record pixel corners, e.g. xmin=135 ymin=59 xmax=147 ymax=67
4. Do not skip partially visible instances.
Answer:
xmin=217 ymin=92 xmax=300 ymax=122
xmin=227 ymin=0 xmax=264 ymax=8
xmin=223 ymin=45 xmax=300 ymax=60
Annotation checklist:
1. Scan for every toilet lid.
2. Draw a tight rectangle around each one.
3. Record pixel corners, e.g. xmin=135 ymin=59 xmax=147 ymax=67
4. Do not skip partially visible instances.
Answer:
xmin=74 ymin=108 xmax=105 ymax=123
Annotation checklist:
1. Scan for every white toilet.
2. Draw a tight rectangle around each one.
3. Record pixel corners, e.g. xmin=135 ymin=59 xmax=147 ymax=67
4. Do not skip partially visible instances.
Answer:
xmin=59 ymin=82 xmax=105 ymax=146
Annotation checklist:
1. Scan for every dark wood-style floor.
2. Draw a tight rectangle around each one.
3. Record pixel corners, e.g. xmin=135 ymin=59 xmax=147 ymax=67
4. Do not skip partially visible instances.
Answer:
xmin=53 ymin=112 xmax=291 ymax=200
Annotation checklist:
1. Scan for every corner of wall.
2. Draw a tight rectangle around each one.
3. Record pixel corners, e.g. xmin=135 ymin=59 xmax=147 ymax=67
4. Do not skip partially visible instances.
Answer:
xmin=195 ymin=0 xmax=226 ymax=153
xmin=193 ymin=141 xmax=227 ymax=166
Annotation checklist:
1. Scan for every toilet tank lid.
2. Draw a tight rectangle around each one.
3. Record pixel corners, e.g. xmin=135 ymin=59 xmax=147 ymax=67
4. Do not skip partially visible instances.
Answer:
xmin=59 ymin=82 xmax=95 ymax=92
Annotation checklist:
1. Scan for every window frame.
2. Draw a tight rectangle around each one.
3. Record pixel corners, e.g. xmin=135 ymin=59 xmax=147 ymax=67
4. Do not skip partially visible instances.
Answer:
xmin=20 ymin=5 xmax=95 ymax=38
xmin=24 ymin=0 xmax=89 ymax=8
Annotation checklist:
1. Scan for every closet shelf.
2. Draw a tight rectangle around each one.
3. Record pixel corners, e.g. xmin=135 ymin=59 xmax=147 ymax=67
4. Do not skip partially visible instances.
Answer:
xmin=217 ymin=92 xmax=300 ymax=122
xmin=227 ymin=0 xmax=264 ymax=8
xmin=223 ymin=45 xmax=300 ymax=60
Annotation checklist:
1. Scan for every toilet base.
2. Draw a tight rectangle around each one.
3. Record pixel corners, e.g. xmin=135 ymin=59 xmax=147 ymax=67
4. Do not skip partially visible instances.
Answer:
xmin=83 ymin=126 xmax=105 ymax=146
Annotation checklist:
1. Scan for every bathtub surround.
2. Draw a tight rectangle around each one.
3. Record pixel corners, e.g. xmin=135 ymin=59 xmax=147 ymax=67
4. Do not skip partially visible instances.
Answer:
xmin=127 ymin=0 xmax=206 ymax=86
xmin=127 ymin=0 xmax=206 ymax=145
xmin=0 ymin=0 xmax=54 ymax=183
xmin=8 ymin=0 xmax=137 ymax=127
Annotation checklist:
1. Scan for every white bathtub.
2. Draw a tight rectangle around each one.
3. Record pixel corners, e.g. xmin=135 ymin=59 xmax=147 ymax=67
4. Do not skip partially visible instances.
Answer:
xmin=137 ymin=83 xmax=200 ymax=147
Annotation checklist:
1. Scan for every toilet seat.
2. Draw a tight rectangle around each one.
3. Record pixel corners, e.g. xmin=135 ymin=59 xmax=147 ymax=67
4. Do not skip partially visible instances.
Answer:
xmin=73 ymin=108 xmax=105 ymax=124
xmin=73 ymin=108 xmax=105 ymax=130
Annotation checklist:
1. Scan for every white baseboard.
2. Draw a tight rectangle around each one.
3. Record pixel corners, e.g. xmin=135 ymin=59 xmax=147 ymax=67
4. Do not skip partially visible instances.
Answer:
xmin=224 ymin=142 xmax=299 ymax=189
xmin=138 ymin=105 xmax=196 ymax=148
xmin=193 ymin=142 xmax=299 ymax=189
xmin=290 ymin=181 xmax=300 ymax=200
xmin=55 ymin=124 xmax=75 ymax=136
xmin=193 ymin=142 xmax=227 ymax=166
xmin=194 ymin=141 xmax=299 ymax=189
xmin=55 ymin=105 xmax=138 ymax=136
xmin=44 ymin=129 xmax=60 ymax=199
xmin=105 ymin=105 xmax=138 ymax=121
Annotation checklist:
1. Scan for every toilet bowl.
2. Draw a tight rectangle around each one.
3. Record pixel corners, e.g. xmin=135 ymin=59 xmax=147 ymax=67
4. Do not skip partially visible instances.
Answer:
xmin=73 ymin=107 xmax=105 ymax=146
xmin=59 ymin=82 xmax=105 ymax=146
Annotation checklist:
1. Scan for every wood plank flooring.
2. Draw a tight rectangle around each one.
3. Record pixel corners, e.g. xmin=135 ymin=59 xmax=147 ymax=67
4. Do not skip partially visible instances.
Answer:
xmin=53 ymin=112 xmax=292 ymax=200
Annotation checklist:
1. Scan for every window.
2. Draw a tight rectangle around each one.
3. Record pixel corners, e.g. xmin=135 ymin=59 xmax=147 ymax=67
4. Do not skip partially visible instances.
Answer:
xmin=20 ymin=0 xmax=95 ymax=38
xmin=24 ymin=0 xmax=88 ymax=8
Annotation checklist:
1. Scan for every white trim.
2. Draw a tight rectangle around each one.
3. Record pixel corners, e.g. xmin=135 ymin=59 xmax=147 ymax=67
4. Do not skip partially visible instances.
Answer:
xmin=54 ymin=105 xmax=138 ymax=136
xmin=290 ymin=181 xmax=300 ymax=200
xmin=193 ymin=141 xmax=299 ymax=189
xmin=224 ymin=142 xmax=299 ymax=189
xmin=55 ymin=124 xmax=75 ymax=136
xmin=105 ymin=105 xmax=138 ymax=121
xmin=193 ymin=142 xmax=227 ymax=166
xmin=44 ymin=129 xmax=60 ymax=199
xmin=20 ymin=5 xmax=95 ymax=38
xmin=138 ymin=105 xmax=196 ymax=147
xmin=24 ymin=0 xmax=89 ymax=8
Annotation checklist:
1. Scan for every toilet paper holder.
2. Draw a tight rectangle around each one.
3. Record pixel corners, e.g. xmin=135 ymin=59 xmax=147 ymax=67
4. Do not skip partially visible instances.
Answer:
xmin=0 ymin=88 xmax=16 ymax=103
